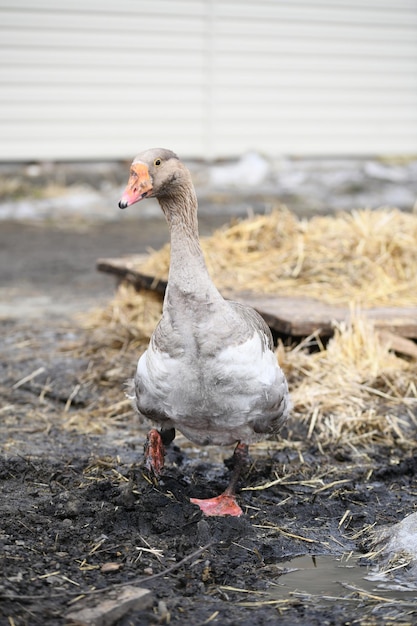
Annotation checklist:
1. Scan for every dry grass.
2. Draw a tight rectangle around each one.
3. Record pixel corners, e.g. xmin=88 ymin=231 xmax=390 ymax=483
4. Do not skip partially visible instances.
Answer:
xmin=62 ymin=287 xmax=163 ymax=434
xmin=139 ymin=206 xmax=417 ymax=307
xmin=67 ymin=207 xmax=417 ymax=450
xmin=285 ymin=316 xmax=417 ymax=449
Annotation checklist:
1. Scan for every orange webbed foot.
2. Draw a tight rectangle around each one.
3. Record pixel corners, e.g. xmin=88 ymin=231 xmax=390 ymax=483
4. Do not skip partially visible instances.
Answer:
xmin=190 ymin=493 xmax=243 ymax=517
xmin=144 ymin=428 xmax=165 ymax=476
xmin=190 ymin=442 xmax=248 ymax=516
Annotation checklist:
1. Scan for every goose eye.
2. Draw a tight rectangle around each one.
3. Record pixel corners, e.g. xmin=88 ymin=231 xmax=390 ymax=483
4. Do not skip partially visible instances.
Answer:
xmin=154 ymin=158 xmax=161 ymax=166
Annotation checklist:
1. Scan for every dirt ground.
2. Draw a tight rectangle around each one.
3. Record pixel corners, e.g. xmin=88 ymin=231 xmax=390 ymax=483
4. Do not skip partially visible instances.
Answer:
xmin=1 ymin=218 xmax=417 ymax=626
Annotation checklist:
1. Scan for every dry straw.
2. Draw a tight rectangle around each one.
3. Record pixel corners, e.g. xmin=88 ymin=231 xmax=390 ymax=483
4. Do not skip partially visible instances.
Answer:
xmin=285 ymin=315 xmax=416 ymax=449
xmin=73 ymin=207 xmax=416 ymax=449
xmin=139 ymin=206 xmax=417 ymax=307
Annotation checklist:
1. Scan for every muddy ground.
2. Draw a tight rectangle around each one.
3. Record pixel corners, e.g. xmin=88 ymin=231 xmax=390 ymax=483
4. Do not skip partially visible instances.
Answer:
xmin=1 ymin=218 xmax=417 ymax=625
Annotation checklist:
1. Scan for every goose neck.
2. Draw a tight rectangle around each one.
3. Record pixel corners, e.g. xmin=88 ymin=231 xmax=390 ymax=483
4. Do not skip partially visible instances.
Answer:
xmin=158 ymin=190 xmax=215 ymax=298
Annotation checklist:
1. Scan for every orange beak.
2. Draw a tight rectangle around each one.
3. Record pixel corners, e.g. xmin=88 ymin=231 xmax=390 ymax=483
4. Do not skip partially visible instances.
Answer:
xmin=118 ymin=163 xmax=153 ymax=209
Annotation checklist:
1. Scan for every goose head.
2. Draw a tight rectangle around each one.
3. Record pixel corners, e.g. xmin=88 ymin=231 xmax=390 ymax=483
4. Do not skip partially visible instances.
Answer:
xmin=118 ymin=148 xmax=183 ymax=209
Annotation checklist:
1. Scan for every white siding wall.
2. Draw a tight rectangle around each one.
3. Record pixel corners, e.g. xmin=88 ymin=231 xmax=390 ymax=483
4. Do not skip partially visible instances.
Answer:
xmin=0 ymin=0 xmax=416 ymax=161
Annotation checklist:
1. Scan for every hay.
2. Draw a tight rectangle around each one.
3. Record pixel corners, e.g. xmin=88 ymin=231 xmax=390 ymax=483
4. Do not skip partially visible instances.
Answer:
xmin=139 ymin=206 xmax=417 ymax=307
xmin=285 ymin=315 xmax=417 ymax=449
xmin=68 ymin=208 xmax=417 ymax=450
xmin=71 ymin=288 xmax=416 ymax=450
xmin=81 ymin=283 xmax=162 ymax=351
xmin=62 ymin=286 xmax=163 ymax=435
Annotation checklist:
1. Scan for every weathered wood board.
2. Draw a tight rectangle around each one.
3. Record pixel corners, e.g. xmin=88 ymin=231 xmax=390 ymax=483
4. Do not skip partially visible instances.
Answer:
xmin=97 ymin=255 xmax=417 ymax=342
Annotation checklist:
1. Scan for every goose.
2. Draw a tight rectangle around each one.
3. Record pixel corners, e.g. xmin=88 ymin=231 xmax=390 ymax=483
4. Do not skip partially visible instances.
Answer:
xmin=118 ymin=148 xmax=290 ymax=516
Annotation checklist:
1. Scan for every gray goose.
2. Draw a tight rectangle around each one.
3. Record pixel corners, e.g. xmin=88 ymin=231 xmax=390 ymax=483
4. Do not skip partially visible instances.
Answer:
xmin=119 ymin=148 xmax=290 ymax=516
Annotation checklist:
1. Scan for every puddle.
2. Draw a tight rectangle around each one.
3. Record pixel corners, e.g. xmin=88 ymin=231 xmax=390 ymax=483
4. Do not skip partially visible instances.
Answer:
xmin=271 ymin=554 xmax=417 ymax=603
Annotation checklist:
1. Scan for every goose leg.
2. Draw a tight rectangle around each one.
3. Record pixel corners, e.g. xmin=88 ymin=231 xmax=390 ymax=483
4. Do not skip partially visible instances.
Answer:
xmin=144 ymin=427 xmax=176 ymax=476
xmin=190 ymin=442 xmax=248 ymax=517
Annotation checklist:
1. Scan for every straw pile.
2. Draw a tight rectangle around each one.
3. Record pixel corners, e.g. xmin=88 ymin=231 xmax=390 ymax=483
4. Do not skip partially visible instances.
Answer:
xmin=139 ymin=206 xmax=417 ymax=307
xmin=285 ymin=317 xmax=416 ymax=449
xmin=70 ymin=207 xmax=417 ymax=450
xmin=64 ymin=287 xmax=163 ymax=434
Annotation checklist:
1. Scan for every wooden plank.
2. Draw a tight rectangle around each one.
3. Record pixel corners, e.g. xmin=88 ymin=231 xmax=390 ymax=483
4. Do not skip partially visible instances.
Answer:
xmin=377 ymin=330 xmax=417 ymax=359
xmin=97 ymin=255 xmax=167 ymax=295
xmin=236 ymin=293 xmax=417 ymax=339
xmin=97 ymin=256 xmax=417 ymax=339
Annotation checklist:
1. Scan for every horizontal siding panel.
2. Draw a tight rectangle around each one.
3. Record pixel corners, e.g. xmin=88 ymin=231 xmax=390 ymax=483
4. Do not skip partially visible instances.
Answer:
xmin=6 ymin=0 xmax=416 ymax=12
xmin=0 ymin=130 xmax=206 ymax=160
xmin=2 ymin=140 xmax=416 ymax=161
xmin=4 ymin=0 xmax=206 ymax=16
xmin=0 ymin=10 xmax=206 ymax=32
xmin=0 ymin=121 xmax=204 ymax=139
xmin=1 ymin=69 xmax=414 ymax=91
xmin=215 ymin=1 xmax=417 ymax=26
xmin=211 ymin=112 xmax=417 ymax=125
xmin=6 ymin=12 xmax=415 ymax=41
xmin=6 ymin=103 xmax=415 ymax=125
xmin=210 ymin=73 xmax=417 ymax=89
xmin=0 ymin=86 xmax=205 ymax=105
xmin=0 ymin=0 xmax=416 ymax=160
xmin=214 ymin=22 xmax=417 ymax=41
xmin=210 ymin=124 xmax=417 ymax=142
xmin=0 ymin=67 xmax=206 ymax=86
xmin=4 ymin=50 xmax=416 ymax=76
xmin=2 ymin=86 xmax=413 ymax=107
xmin=214 ymin=37 xmax=417 ymax=58
xmin=2 ymin=121 xmax=415 ymax=142
xmin=210 ymin=124 xmax=417 ymax=137
xmin=0 ymin=105 xmax=204 ymax=123
xmin=1 ymin=139 xmax=205 ymax=161
xmin=3 ymin=48 xmax=206 ymax=69
xmin=213 ymin=56 xmax=417 ymax=74
xmin=212 ymin=91 xmax=417 ymax=107
xmin=206 ymin=0 xmax=417 ymax=157
xmin=0 ymin=28 xmax=205 ymax=51
xmin=210 ymin=138 xmax=417 ymax=158
xmin=1 ymin=100 xmax=415 ymax=116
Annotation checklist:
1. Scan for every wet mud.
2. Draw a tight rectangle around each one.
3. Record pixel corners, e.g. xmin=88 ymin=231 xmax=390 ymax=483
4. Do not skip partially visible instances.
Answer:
xmin=1 ymin=219 xmax=417 ymax=625
xmin=2 ymin=320 xmax=417 ymax=626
